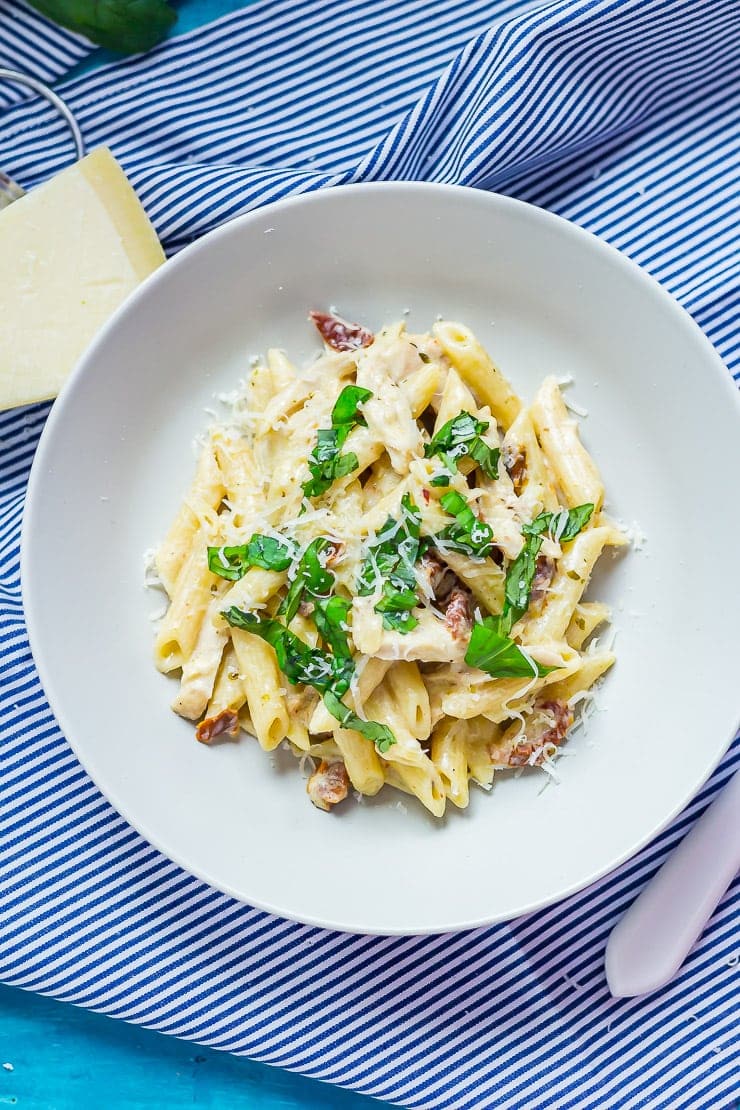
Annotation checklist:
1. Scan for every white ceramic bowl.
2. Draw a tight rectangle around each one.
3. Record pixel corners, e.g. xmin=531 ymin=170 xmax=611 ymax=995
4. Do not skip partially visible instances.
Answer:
xmin=22 ymin=184 xmax=740 ymax=934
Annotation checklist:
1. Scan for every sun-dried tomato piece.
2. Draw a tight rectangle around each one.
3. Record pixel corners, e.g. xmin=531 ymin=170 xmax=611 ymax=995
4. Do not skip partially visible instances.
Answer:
xmin=444 ymin=585 xmax=474 ymax=640
xmin=195 ymin=709 xmax=240 ymax=744
xmin=309 ymin=310 xmax=374 ymax=352
xmin=307 ymin=760 xmax=350 ymax=811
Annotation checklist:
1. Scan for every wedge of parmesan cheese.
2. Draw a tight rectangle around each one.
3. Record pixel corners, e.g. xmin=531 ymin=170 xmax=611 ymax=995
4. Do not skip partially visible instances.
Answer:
xmin=0 ymin=146 xmax=165 ymax=410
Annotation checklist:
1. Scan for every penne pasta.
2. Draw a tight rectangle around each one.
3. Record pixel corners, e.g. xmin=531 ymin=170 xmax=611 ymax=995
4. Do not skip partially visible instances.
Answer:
xmin=530 ymin=376 xmax=603 ymax=510
xmin=566 ymin=601 xmax=611 ymax=650
xmin=156 ymin=444 xmax=224 ymax=594
xmin=152 ymin=312 xmax=628 ymax=815
xmin=171 ymin=588 xmax=229 ymax=719
xmin=433 ymin=320 xmax=521 ymax=429
xmin=231 ymin=629 xmax=289 ymax=751
xmin=430 ymin=717 xmax=469 ymax=808
xmin=154 ymin=533 xmax=219 ymax=673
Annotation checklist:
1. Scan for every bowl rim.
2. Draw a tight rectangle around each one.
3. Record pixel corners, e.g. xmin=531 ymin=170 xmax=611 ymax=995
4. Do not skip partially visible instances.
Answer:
xmin=21 ymin=182 xmax=740 ymax=934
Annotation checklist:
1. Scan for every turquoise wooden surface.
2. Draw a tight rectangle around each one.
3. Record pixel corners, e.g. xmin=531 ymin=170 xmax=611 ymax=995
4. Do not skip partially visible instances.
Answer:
xmin=0 ymin=984 xmax=383 ymax=1108
xmin=2 ymin=4 xmax=385 ymax=1108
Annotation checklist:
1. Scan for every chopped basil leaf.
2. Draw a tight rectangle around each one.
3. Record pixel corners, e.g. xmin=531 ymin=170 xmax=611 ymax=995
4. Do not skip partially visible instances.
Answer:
xmin=436 ymin=490 xmax=494 ymax=558
xmin=279 ymin=537 xmax=334 ymax=623
xmin=207 ymin=535 xmax=296 ymax=580
xmin=311 ymin=595 xmax=352 ymax=661
xmin=522 ymin=503 xmax=594 ymax=543
xmin=418 ymin=351 xmax=431 ymax=363
xmin=223 ymin=607 xmax=343 ymax=692
xmin=501 ymin=502 xmax=594 ymax=627
xmin=357 ymin=494 xmax=425 ymax=633
xmin=322 ymin=689 xmax=396 ymax=753
xmin=430 ymin=471 xmax=451 ymax=488
xmin=439 ymin=491 xmax=474 ymax=525
xmin=424 ymin=411 xmax=500 ymax=479
xmin=331 ymin=384 xmax=372 ymax=427
xmin=503 ymin=535 xmax=543 ymax=624
xmin=464 ymin=616 xmax=554 ymax=679
xmin=302 ymin=441 xmax=360 ymax=499
xmin=375 ymin=580 xmax=420 ymax=632
xmin=302 ymin=386 xmax=372 ymax=499
xmin=375 ymin=582 xmax=418 ymax=612
xmin=381 ymin=609 xmax=419 ymax=633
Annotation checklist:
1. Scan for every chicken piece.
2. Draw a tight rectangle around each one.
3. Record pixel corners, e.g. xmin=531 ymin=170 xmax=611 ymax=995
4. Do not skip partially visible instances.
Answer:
xmin=307 ymin=760 xmax=350 ymax=811
xmin=355 ymin=336 xmax=423 ymax=472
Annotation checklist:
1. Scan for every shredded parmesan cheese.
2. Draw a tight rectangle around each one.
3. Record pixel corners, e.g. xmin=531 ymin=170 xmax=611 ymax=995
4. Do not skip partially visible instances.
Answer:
xmin=150 ymin=314 xmax=624 ymax=819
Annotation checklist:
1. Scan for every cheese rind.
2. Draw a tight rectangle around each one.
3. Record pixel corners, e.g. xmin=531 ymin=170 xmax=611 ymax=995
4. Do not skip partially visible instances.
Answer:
xmin=0 ymin=147 xmax=165 ymax=411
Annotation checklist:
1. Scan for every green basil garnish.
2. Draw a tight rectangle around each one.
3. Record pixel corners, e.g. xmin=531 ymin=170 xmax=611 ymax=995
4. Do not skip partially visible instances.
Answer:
xmin=279 ymin=537 xmax=334 ymax=623
xmin=357 ymin=493 xmax=428 ymax=633
xmin=424 ymin=411 xmax=500 ymax=480
xmin=207 ymin=535 xmax=296 ymax=580
xmin=522 ymin=503 xmax=594 ymax=543
xmin=302 ymin=386 xmax=372 ymax=499
xmin=464 ymin=616 xmax=554 ymax=679
xmin=502 ymin=503 xmax=595 ymax=629
xmin=436 ymin=490 xmax=494 ymax=558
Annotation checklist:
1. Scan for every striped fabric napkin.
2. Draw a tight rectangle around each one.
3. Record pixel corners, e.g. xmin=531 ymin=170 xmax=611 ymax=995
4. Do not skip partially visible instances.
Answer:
xmin=1 ymin=2 xmax=738 ymax=1107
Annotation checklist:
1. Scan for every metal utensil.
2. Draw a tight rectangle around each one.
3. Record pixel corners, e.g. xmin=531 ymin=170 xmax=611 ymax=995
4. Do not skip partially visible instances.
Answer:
xmin=0 ymin=68 xmax=85 ymax=208
xmin=606 ymin=768 xmax=740 ymax=998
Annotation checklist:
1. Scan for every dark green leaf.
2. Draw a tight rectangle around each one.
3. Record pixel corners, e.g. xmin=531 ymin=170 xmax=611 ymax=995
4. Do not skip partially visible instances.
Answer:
xmin=314 ymin=427 xmax=341 ymax=463
xmin=222 ymin=607 xmax=343 ymax=693
xmin=333 ymin=452 xmax=360 ymax=478
xmin=375 ymin=583 xmax=418 ymax=613
xmin=28 ymin=0 xmax=177 ymax=54
xmin=430 ymin=471 xmax=451 ymax=487
xmin=503 ymin=534 xmax=543 ymax=622
xmin=303 ymin=448 xmax=359 ymax=498
xmin=464 ymin=616 xmax=554 ymax=679
xmin=322 ymin=689 xmax=396 ymax=752
xmin=357 ymin=494 xmax=425 ymax=632
xmin=331 ymin=385 xmax=372 ymax=427
xmin=381 ymin=610 xmax=419 ymax=633
xmin=436 ymin=490 xmax=494 ymax=557
xmin=467 ymin=437 xmax=500 ymax=480
xmin=522 ymin=503 xmax=594 ymax=542
xmin=207 ymin=535 xmax=295 ymax=580
xmin=302 ymin=387 xmax=373 ymax=499
xmin=501 ymin=503 xmax=593 ymax=624
xmin=424 ymin=410 xmax=499 ymax=479
xmin=425 ymin=412 xmax=481 ymax=457
xmin=440 ymin=490 xmax=474 ymax=526
xmin=312 ymin=595 xmax=352 ymax=660
xmin=279 ymin=537 xmax=334 ymax=623
xmin=223 ymin=607 xmax=394 ymax=751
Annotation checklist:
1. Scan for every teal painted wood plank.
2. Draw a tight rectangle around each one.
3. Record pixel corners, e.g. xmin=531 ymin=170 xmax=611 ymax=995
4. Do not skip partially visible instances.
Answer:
xmin=0 ymin=985 xmax=385 ymax=1109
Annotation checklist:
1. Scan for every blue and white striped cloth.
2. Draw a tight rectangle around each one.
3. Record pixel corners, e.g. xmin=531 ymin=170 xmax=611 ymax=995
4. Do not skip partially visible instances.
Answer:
xmin=1 ymin=1 xmax=738 ymax=1106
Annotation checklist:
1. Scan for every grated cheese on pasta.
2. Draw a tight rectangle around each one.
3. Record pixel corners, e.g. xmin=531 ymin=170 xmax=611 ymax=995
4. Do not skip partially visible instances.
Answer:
xmin=149 ymin=312 xmax=628 ymax=817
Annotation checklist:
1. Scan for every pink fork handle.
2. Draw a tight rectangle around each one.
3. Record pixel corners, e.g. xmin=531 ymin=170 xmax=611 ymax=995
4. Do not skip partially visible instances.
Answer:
xmin=606 ymin=768 xmax=740 ymax=998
